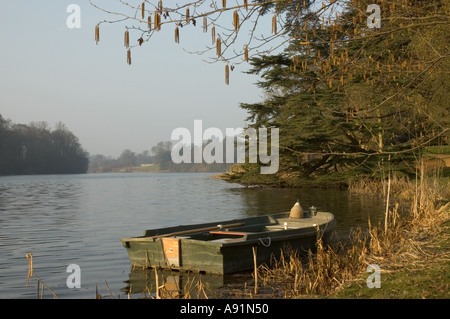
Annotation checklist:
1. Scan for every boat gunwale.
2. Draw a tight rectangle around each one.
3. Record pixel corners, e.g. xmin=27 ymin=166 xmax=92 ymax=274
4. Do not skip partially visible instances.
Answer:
xmin=119 ymin=212 xmax=335 ymax=246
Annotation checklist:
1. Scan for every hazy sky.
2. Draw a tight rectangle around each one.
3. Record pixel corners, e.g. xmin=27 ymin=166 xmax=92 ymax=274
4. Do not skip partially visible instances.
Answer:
xmin=0 ymin=1 xmax=267 ymax=157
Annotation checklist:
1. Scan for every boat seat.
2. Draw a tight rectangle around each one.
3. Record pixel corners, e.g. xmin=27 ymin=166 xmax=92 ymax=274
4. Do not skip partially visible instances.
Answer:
xmin=209 ymin=231 xmax=253 ymax=236
xmin=210 ymin=238 xmax=245 ymax=243
xmin=265 ymin=225 xmax=302 ymax=230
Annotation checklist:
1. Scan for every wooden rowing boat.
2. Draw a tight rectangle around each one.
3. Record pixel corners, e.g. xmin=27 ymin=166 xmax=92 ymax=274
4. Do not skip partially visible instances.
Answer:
xmin=120 ymin=207 xmax=336 ymax=274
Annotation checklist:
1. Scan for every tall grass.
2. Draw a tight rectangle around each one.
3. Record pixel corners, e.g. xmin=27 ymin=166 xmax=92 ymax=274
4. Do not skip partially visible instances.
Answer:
xmin=257 ymin=163 xmax=449 ymax=298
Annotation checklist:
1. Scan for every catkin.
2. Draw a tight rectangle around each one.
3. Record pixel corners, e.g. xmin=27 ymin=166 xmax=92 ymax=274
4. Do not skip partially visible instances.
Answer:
xmin=95 ymin=24 xmax=100 ymax=45
xmin=272 ymin=15 xmax=277 ymax=34
xmin=141 ymin=2 xmax=145 ymax=20
xmin=244 ymin=0 xmax=248 ymax=11
xmin=216 ymin=37 xmax=221 ymax=57
xmin=233 ymin=10 xmax=239 ymax=31
xmin=244 ymin=45 xmax=248 ymax=62
xmin=222 ymin=0 xmax=226 ymax=8
xmin=203 ymin=16 xmax=207 ymax=32
xmin=127 ymin=49 xmax=132 ymax=65
xmin=186 ymin=8 xmax=190 ymax=24
xmin=148 ymin=16 xmax=152 ymax=30
xmin=175 ymin=27 xmax=179 ymax=43
xmin=154 ymin=12 xmax=161 ymax=30
xmin=225 ymin=64 xmax=229 ymax=85
xmin=211 ymin=26 xmax=216 ymax=45
xmin=124 ymin=30 xmax=130 ymax=48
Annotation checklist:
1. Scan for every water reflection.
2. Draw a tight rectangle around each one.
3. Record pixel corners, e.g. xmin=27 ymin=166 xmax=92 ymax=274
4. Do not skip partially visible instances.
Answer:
xmin=122 ymin=269 xmax=229 ymax=298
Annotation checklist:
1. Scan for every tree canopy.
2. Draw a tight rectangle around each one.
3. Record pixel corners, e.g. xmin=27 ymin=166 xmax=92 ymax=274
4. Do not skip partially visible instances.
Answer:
xmin=92 ymin=0 xmax=449 ymax=186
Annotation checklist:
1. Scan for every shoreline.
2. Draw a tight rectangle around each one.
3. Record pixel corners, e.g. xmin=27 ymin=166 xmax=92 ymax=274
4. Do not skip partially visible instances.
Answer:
xmin=330 ymin=212 xmax=449 ymax=299
xmin=216 ymin=174 xmax=449 ymax=299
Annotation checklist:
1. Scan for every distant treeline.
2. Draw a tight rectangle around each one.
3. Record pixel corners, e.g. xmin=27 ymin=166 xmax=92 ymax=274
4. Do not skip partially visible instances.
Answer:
xmin=89 ymin=140 xmax=234 ymax=173
xmin=0 ymin=115 xmax=89 ymax=175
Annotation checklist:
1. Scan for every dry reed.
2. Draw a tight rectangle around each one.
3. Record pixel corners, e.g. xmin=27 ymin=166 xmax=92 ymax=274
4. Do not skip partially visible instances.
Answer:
xmin=146 ymin=269 xmax=210 ymax=299
xmin=258 ymin=230 xmax=368 ymax=297
xmin=253 ymin=246 xmax=259 ymax=295
xmin=25 ymin=253 xmax=59 ymax=299
xmin=257 ymin=162 xmax=449 ymax=298
xmin=184 ymin=276 xmax=209 ymax=299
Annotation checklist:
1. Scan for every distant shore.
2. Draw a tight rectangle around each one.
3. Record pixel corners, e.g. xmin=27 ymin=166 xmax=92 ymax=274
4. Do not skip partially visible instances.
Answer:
xmin=88 ymin=163 xmax=229 ymax=174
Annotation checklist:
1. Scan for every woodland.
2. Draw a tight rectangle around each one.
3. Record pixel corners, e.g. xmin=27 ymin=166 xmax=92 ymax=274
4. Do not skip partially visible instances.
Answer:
xmin=0 ymin=115 xmax=89 ymax=175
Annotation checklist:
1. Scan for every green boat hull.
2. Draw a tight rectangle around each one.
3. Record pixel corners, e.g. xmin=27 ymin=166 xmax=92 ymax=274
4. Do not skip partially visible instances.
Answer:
xmin=120 ymin=212 xmax=336 ymax=275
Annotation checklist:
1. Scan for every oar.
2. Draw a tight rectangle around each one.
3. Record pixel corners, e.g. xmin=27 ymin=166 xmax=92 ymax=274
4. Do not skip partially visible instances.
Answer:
xmin=122 ymin=222 xmax=244 ymax=242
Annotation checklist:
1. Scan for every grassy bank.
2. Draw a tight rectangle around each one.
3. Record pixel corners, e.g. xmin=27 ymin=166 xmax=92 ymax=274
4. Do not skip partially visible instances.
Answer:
xmin=247 ymin=171 xmax=449 ymax=299
xmin=331 ymin=219 xmax=449 ymax=298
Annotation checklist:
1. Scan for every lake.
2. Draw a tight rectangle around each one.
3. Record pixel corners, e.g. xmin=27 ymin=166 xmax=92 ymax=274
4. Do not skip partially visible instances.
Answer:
xmin=0 ymin=173 xmax=385 ymax=299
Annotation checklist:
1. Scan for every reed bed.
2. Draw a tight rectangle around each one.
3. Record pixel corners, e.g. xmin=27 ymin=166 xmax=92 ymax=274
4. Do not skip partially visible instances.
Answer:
xmin=256 ymin=231 xmax=368 ymax=297
xmin=255 ymin=167 xmax=449 ymax=298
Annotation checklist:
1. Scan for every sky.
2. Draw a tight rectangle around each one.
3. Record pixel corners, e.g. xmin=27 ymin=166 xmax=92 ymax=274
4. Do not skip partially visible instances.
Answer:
xmin=0 ymin=0 xmax=269 ymax=158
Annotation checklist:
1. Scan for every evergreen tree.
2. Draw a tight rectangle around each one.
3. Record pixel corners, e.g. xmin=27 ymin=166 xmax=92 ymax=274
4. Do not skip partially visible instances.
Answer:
xmin=223 ymin=0 xmax=449 ymax=187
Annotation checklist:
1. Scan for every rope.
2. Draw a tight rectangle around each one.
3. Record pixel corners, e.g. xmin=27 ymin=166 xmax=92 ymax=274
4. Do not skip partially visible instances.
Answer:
xmin=258 ymin=237 xmax=271 ymax=247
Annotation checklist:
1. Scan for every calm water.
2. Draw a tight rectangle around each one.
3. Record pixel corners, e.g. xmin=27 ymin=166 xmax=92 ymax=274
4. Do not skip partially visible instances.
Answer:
xmin=0 ymin=173 xmax=385 ymax=299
